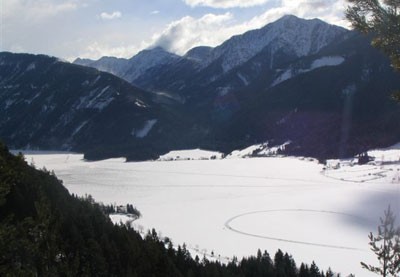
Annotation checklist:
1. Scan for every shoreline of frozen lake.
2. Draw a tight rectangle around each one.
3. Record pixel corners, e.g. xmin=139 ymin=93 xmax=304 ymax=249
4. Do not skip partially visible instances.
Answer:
xmin=23 ymin=152 xmax=400 ymax=277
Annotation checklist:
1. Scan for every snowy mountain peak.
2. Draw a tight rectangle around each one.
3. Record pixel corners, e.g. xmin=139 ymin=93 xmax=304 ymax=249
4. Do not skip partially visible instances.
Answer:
xmin=123 ymin=47 xmax=181 ymax=82
xmin=73 ymin=47 xmax=181 ymax=84
xmin=184 ymin=46 xmax=213 ymax=62
xmin=200 ymin=15 xmax=348 ymax=73
xmin=74 ymin=57 xmax=95 ymax=66
xmin=274 ymin=14 xmax=325 ymax=24
xmin=73 ymin=56 xmax=130 ymax=77
xmin=130 ymin=46 xmax=178 ymax=61
xmin=72 ymin=15 xmax=349 ymax=89
xmin=276 ymin=14 xmax=301 ymax=22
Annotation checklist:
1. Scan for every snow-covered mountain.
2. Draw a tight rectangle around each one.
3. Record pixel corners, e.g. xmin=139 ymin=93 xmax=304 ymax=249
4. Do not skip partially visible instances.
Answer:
xmin=4 ymin=15 xmax=400 ymax=161
xmin=184 ymin=46 xmax=213 ymax=62
xmin=74 ymin=56 xmax=130 ymax=77
xmin=0 ymin=52 xmax=175 ymax=160
xmin=74 ymin=15 xmax=347 ymax=89
xmin=74 ymin=47 xmax=181 ymax=84
xmin=171 ymin=15 xmax=348 ymax=101
xmin=133 ymin=15 xmax=349 ymax=100
xmin=193 ymin=15 xmax=347 ymax=73
xmin=123 ymin=47 xmax=181 ymax=83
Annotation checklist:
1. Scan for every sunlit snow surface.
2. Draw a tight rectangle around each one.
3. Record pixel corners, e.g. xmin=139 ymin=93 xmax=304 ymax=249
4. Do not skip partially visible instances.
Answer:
xmin=24 ymin=152 xmax=400 ymax=277
xmin=158 ymin=149 xmax=224 ymax=161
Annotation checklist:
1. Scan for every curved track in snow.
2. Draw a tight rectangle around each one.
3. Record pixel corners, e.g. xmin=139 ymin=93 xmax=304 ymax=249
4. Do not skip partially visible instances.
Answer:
xmin=224 ymin=209 xmax=366 ymax=251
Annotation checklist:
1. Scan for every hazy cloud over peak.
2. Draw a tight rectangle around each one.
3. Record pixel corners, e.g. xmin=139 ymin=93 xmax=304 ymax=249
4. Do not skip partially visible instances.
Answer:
xmin=152 ymin=13 xmax=234 ymax=55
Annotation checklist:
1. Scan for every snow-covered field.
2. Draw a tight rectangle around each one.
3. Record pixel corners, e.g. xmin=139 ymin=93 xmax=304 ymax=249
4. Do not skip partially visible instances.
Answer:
xmin=23 ymin=150 xmax=400 ymax=277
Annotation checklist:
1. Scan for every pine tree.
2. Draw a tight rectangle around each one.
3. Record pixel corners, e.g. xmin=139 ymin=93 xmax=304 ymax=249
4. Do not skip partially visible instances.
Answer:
xmin=310 ymin=261 xmax=321 ymax=277
xmin=326 ymin=267 xmax=335 ymax=277
xmin=361 ymin=205 xmax=400 ymax=276
xmin=346 ymin=0 xmax=400 ymax=100
xmin=299 ymin=263 xmax=309 ymax=277
xmin=346 ymin=0 xmax=400 ymax=70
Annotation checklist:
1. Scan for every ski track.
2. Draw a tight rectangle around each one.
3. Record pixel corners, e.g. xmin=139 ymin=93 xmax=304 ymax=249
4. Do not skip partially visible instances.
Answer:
xmin=224 ymin=209 xmax=368 ymax=251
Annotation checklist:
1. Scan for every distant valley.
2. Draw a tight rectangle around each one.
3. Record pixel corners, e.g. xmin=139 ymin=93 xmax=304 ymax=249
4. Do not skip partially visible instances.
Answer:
xmin=2 ymin=15 xmax=400 ymax=160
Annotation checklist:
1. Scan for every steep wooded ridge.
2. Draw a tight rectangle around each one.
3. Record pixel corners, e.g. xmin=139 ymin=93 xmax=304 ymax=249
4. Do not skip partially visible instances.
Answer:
xmin=0 ymin=52 xmax=192 ymax=160
xmin=2 ymin=15 xmax=400 ymax=160
xmin=0 ymin=143 xmax=337 ymax=276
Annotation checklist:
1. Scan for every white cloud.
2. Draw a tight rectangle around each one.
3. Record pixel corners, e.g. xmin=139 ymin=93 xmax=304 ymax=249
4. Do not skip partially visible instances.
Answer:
xmin=152 ymin=12 xmax=236 ymax=55
xmin=183 ymin=0 xmax=271 ymax=8
xmin=150 ymin=10 xmax=160 ymax=15
xmin=276 ymin=0 xmax=348 ymax=27
xmin=152 ymin=0 xmax=349 ymax=55
xmin=100 ymin=11 xmax=122 ymax=20
xmin=221 ymin=0 xmax=348 ymax=31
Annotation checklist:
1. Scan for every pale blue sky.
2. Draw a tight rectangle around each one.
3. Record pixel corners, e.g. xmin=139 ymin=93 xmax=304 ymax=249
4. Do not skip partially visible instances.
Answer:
xmin=1 ymin=0 xmax=349 ymax=61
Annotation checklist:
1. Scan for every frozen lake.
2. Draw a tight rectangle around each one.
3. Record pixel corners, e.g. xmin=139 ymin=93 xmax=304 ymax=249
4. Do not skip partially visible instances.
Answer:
xmin=24 ymin=152 xmax=400 ymax=276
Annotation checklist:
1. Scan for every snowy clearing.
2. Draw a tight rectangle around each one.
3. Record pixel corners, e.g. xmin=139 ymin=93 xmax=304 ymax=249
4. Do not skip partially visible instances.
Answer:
xmin=109 ymin=214 xmax=137 ymax=226
xmin=310 ymin=56 xmax=345 ymax=70
xmin=271 ymin=56 xmax=345 ymax=88
xmin=158 ymin=149 xmax=224 ymax=161
xmin=24 ymin=152 xmax=400 ymax=277
xmin=227 ymin=142 xmax=291 ymax=158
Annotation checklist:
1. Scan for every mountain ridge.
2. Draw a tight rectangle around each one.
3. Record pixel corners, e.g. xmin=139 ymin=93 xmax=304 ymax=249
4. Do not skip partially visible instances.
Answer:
xmin=73 ymin=15 xmax=348 ymax=89
xmin=0 ymin=52 xmax=169 ymax=160
xmin=2 ymin=15 xmax=400 ymax=160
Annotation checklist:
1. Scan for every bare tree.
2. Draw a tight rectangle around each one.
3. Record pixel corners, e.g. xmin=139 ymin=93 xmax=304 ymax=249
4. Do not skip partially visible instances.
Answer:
xmin=361 ymin=206 xmax=400 ymax=276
